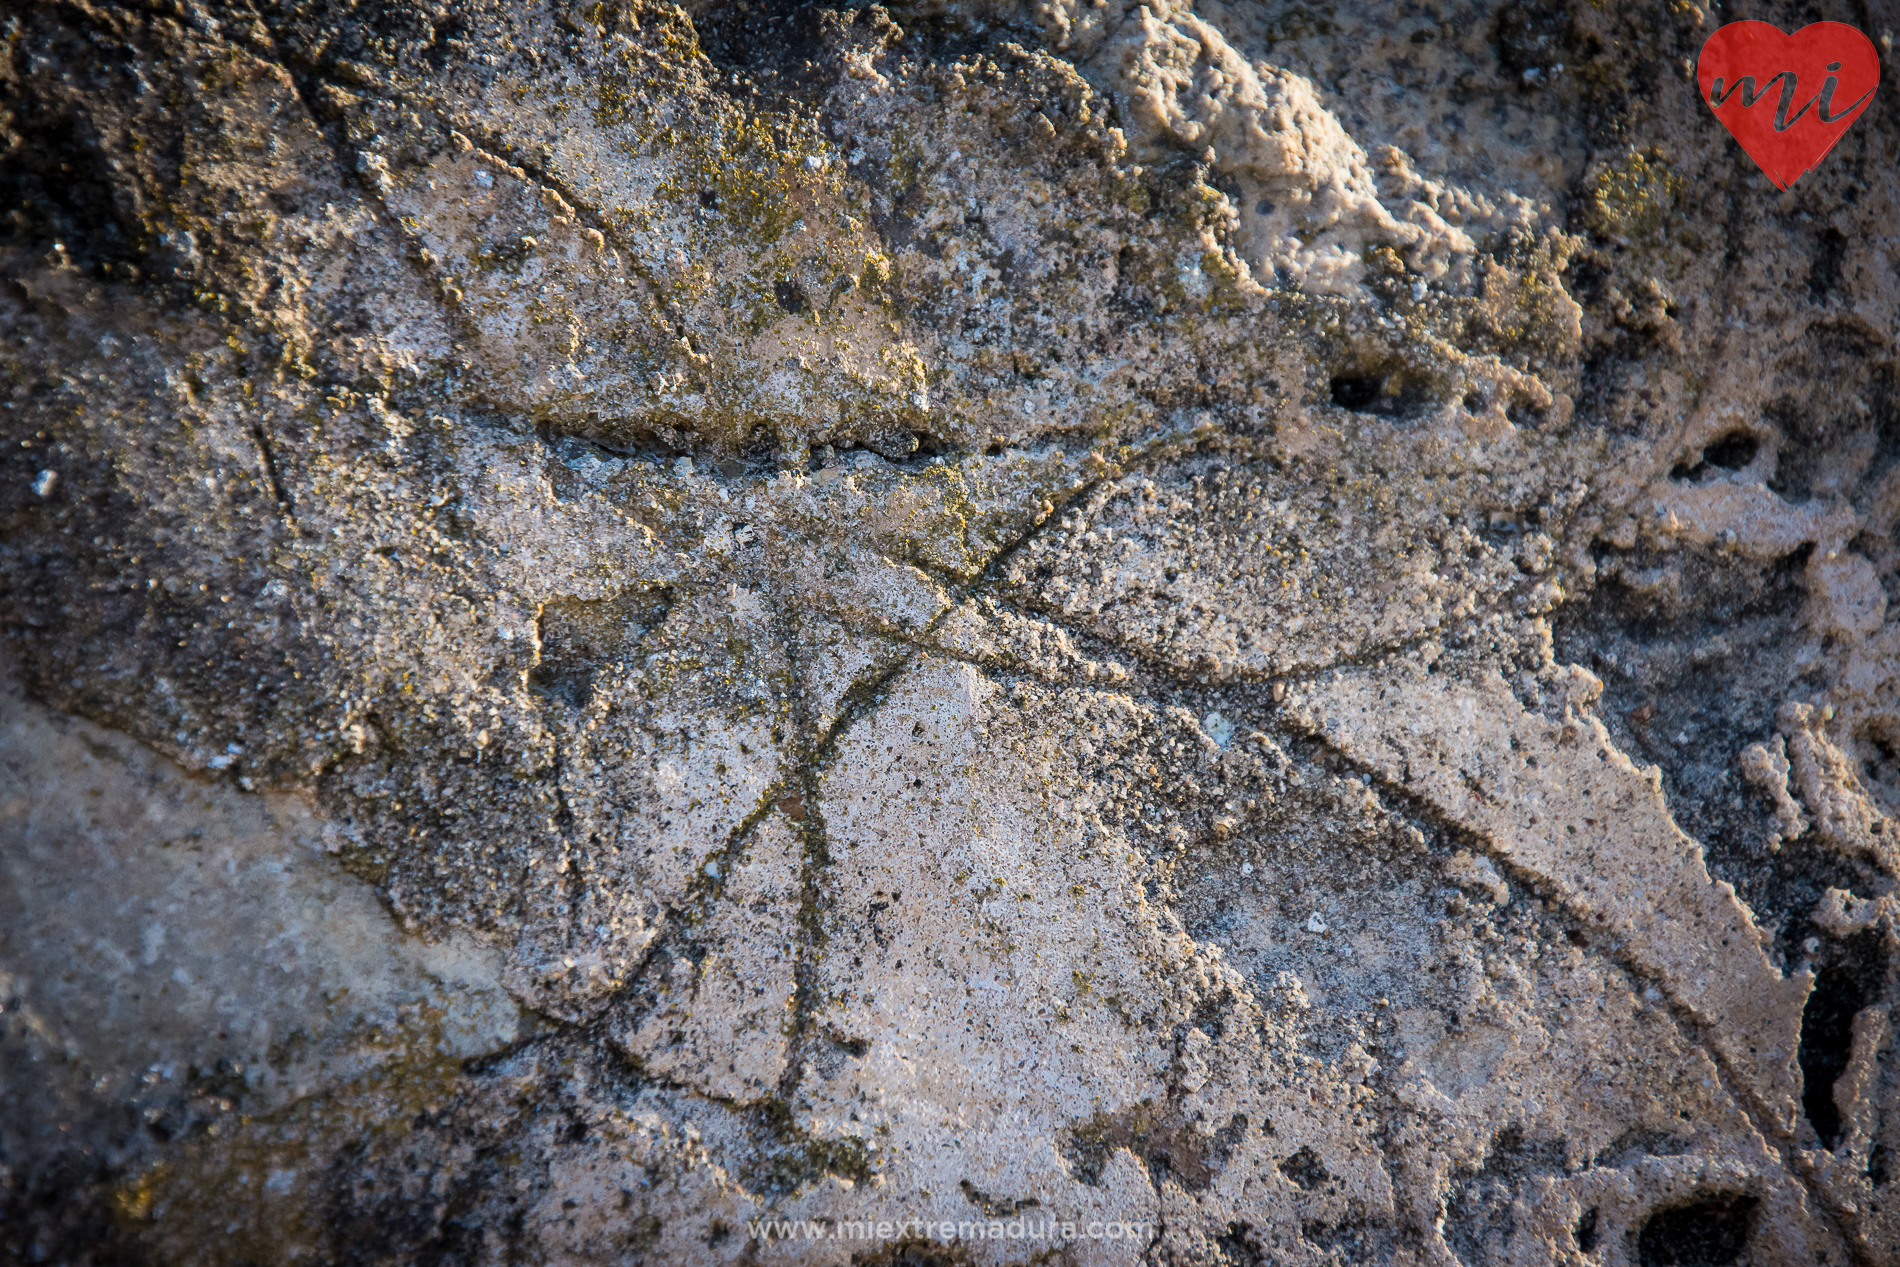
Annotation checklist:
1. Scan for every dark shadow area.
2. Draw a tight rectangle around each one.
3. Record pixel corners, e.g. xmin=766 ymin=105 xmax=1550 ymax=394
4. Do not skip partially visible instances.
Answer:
xmin=1800 ymin=963 xmax=1865 ymax=1149
xmin=1809 ymin=226 xmax=1847 ymax=304
xmin=1798 ymin=929 xmax=1885 ymax=1150
xmin=1330 ymin=374 xmax=1385 ymax=411
xmin=1575 ymin=1206 xmax=1599 ymax=1254
xmin=1279 ymin=1147 xmax=1328 ymax=1191
xmin=692 ymin=0 xmax=830 ymax=73
xmin=774 ymin=277 xmax=810 ymax=314
xmin=1669 ymin=432 xmax=1760 ymax=482
xmin=1635 ymin=1194 xmax=1755 ymax=1267
xmin=1327 ymin=363 xmax=1436 ymax=419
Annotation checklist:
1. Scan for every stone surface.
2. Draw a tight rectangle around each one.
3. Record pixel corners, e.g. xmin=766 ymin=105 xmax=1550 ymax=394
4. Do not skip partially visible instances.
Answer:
xmin=3 ymin=1 xmax=1899 ymax=1263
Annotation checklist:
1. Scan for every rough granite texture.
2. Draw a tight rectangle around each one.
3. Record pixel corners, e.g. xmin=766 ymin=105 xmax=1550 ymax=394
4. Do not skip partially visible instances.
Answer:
xmin=4 ymin=1 xmax=1900 ymax=1263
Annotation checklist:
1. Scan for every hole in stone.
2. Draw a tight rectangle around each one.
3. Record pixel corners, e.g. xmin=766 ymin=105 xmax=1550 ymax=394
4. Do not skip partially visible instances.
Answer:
xmin=1505 ymin=395 xmax=1548 ymax=427
xmin=1329 ymin=365 xmax=1432 ymax=418
xmin=1279 ymin=1146 xmax=1328 ymax=1191
xmin=773 ymin=278 xmax=808 ymax=313
xmin=1671 ymin=432 xmax=1758 ymax=482
xmin=1330 ymin=375 xmax=1383 ymax=412
xmin=1575 ymin=1207 xmax=1599 ymax=1254
xmin=1704 ymin=432 xmax=1758 ymax=470
xmin=1635 ymin=1193 xmax=1755 ymax=1267
xmin=693 ymin=0 xmax=827 ymax=76
xmin=1799 ymin=962 xmax=1869 ymax=1149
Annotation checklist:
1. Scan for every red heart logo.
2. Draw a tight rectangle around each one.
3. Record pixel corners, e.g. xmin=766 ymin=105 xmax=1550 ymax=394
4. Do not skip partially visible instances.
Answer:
xmin=1697 ymin=21 xmax=1880 ymax=189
